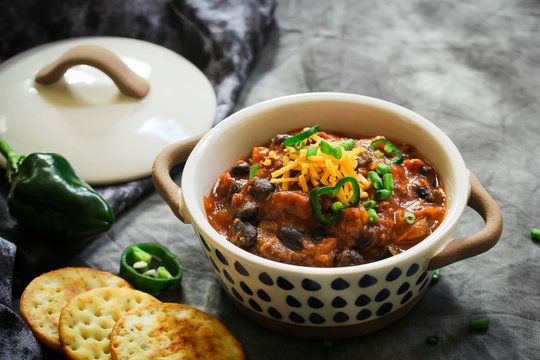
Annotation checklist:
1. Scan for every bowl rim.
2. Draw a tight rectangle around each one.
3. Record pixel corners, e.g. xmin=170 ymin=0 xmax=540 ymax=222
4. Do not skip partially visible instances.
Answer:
xmin=182 ymin=92 xmax=470 ymax=276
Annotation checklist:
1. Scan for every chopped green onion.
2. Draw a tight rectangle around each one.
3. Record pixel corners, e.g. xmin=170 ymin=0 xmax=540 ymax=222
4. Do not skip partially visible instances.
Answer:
xmin=362 ymin=200 xmax=377 ymax=209
xmin=367 ymin=208 xmax=379 ymax=224
xmin=375 ymin=189 xmax=392 ymax=201
xmin=331 ymin=201 xmax=346 ymax=212
xmin=376 ymin=162 xmax=391 ymax=174
xmin=374 ymin=149 xmax=384 ymax=158
xmin=293 ymin=141 xmax=305 ymax=150
xmin=132 ymin=246 xmax=152 ymax=264
xmin=331 ymin=146 xmax=343 ymax=159
xmin=341 ymin=138 xmax=355 ymax=150
xmin=306 ymin=145 xmax=318 ymax=159
xmin=283 ymin=125 xmax=320 ymax=147
xmin=369 ymin=138 xmax=404 ymax=164
xmin=431 ymin=268 xmax=441 ymax=283
xmin=404 ymin=211 xmax=416 ymax=225
xmin=157 ymin=266 xmax=173 ymax=280
xmin=469 ymin=318 xmax=490 ymax=331
xmin=530 ymin=227 xmax=540 ymax=241
xmin=249 ymin=165 xmax=259 ymax=179
xmin=382 ymin=173 xmax=394 ymax=191
xmin=425 ymin=335 xmax=439 ymax=345
xmin=368 ymin=171 xmax=383 ymax=189
xmin=320 ymin=141 xmax=331 ymax=155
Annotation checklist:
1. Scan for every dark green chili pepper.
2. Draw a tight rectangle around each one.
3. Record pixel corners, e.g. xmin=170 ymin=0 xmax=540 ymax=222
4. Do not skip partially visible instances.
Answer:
xmin=0 ymin=136 xmax=115 ymax=240
xmin=368 ymin=138 xmax=403 ymax=164
xmin=309 ymin=176 xmax=360 ymax=225
xmin=120 ymin=243 xmax=183 ymax=295
xmin=283 ymin=125 xmax=319 ymax=147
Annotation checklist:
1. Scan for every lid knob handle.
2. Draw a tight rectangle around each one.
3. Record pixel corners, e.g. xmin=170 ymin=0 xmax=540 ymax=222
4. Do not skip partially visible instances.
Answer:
xmin=35 ymin=44 xmax=150 ymax=99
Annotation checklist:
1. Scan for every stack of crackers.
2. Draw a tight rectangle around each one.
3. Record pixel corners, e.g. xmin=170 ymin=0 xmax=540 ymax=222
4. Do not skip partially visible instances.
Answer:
xmin=19 ymin=267 xmax=244 ymax=359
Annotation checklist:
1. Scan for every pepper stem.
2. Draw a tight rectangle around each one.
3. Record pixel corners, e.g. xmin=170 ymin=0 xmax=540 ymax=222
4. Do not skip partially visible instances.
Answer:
xmin=0 ymin=136 xmax=25 ymax=184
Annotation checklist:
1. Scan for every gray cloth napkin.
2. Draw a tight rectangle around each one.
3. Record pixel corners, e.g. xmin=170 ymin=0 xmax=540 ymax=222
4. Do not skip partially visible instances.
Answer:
xmin=0 ymin=0 xmax=276 ymax=358
xmin=0 ymin=237 xmax=43 ymax=359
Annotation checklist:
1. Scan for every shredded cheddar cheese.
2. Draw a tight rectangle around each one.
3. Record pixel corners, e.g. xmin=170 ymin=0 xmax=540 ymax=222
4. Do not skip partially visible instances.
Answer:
xmin=265 ymin=131 xmax=370 ymax=203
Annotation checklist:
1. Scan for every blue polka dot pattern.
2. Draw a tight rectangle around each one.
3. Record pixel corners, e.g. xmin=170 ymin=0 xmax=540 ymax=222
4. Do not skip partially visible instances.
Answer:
xmin=234 ymin=261 xmax=249 ymax=276
xmin=209 ymin=258 xmax=220 ymax=272
xmin=355 ymin=295 xmax=370 ymax=307
xmin=397 ymin=282 xmax=410 ymax=295
xmin=386 ymin=267 xmax=402 ymax=281
xmin=376 ymin=303 xmax=393 ymax=316
xmin=223 ymin=269 xmax=234 ymax=284
xmin=215 ymin=249 xmax=229 ymax=266
xmin=268 ymin=307 xmax=282 ymax=319
xmin=198 ymin=234 xmax=211 ymax=252
xmin=231 ymin=287 xmax=243 ymax=302
xmin=358 ymin=274 xmax=378 ymax=288
xmin=356 ymin=309 xmax=372 ymax=321
xmin=256 ymin=289 xmax=271 ymax=302
xmin=301 ymin=278 xmax=321 ymax=291
xmin=249 ymin=299 xmax=262 ymax=312
xmin=309 ymin=313 xmax=325 ymax=324
xmin=258 ymin=272 xmax=273 ymax=286
xmin=416 ymin=271 xmax=428 ymax=285
xmin=419 ymin=276 xmax=430 ymax=292
xmin=240 ymin=281 xmax=253 ymax=295
xmin=286 ymin=295 xmax=302 ymax=308
xmin=277 ymin=276 xmax=294 ymax=290
xmin=289 ymin=312 xmax=305 ymax=324
xmin=407 ymin=263 xmax=420 ymax=276
xmin=331 ymin=278 xmax=350 ymax=290
xmin=375 ymin=289 xmax=390 ymax=302
xmin=331 ymin=296 xmax=347 ymax=308
xmin=333 ymin=312 xmax=349 ymax=323
xmin=308 ymin=297 xmax=324 ymax=309
xmin=401 ymin=291 xmax=413 ymax=305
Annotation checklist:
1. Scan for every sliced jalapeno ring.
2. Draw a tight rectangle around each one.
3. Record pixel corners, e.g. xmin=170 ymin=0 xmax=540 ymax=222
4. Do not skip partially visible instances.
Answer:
xmin=310 ymin=176 xmax=361 ymax=226
xmin=119 ymin=242 xmax=182 ymax=295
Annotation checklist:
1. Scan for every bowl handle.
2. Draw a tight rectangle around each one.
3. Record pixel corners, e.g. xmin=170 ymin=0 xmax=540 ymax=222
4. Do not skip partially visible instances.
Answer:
xmin=35 ymin=44 xmax=150 ymax=99
xmin=427 ymin=172 xmax=503 ymax=270
xmin=152 ymin=134 xmax=204 ymax=223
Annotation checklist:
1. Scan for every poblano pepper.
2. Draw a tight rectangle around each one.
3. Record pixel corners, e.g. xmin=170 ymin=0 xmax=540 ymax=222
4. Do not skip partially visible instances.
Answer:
xmin=0 ymin=136 xmax=115 ymax=240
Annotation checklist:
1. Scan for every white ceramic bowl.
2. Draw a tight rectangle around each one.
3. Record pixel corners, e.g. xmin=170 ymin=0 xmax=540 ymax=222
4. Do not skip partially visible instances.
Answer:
xmin=153 ymin=93 xmax=502 ymax=338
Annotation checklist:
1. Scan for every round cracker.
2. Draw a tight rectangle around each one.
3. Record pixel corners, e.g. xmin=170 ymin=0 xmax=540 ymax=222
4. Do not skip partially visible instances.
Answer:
xmin=19 ymin=267 xmax=132 ymax=352
xmin=110 ymin=302 xmax=244 ymax=360
xmin=58 ymin=286 xmax=158 ymax=360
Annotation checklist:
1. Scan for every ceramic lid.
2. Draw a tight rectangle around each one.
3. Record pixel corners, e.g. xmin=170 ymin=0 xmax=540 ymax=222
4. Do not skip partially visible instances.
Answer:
xmin=0 ymin=37 xmax=216 ymax=185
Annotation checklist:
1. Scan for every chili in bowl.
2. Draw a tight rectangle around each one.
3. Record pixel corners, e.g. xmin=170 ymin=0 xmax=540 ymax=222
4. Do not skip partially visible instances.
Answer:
xmin=204 ymin=126 xmax=447 ymax=267
xmin=152 ymin=93 xmax=503 ymax=338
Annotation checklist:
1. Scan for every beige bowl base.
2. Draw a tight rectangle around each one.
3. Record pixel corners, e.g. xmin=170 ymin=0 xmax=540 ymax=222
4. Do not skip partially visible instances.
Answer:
xmin=225 ymin=286 xmax=428 ymax=340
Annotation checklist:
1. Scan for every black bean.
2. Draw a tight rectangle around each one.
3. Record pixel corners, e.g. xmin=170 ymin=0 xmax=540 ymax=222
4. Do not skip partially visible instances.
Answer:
xmin=277 ymin=225 xmax=304 ymax=250
xmin=230 ymin=160 xmax=250 ymax=177
xmin=228 ymin=179 xmax=247 ymax=199
xmin=231 ymin=219 xmax=257 ymax=249
xmin=249 ymin=178 xmax=275 ymax=201
xmin=414 ymin=184 xmax=435 ymax=202
xmin=233 ymin=201 xmax=258 ymax=221
xmin=334 ymin=248 xmax=365 ymax=267
xmin=309 ymin=227 xmax=325 ymax=242
xmin=270 ymin=134 xmax=291 ymax=146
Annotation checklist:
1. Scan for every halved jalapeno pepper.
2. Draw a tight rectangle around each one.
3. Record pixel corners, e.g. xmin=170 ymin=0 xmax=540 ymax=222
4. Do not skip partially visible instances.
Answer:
xmin=119 ymin=242 xmax=182 ymax=295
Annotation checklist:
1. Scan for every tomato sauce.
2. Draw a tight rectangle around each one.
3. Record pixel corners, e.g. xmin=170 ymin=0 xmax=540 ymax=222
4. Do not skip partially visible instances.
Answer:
xmin=204 ymin=128 xmax=446 ymax=267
